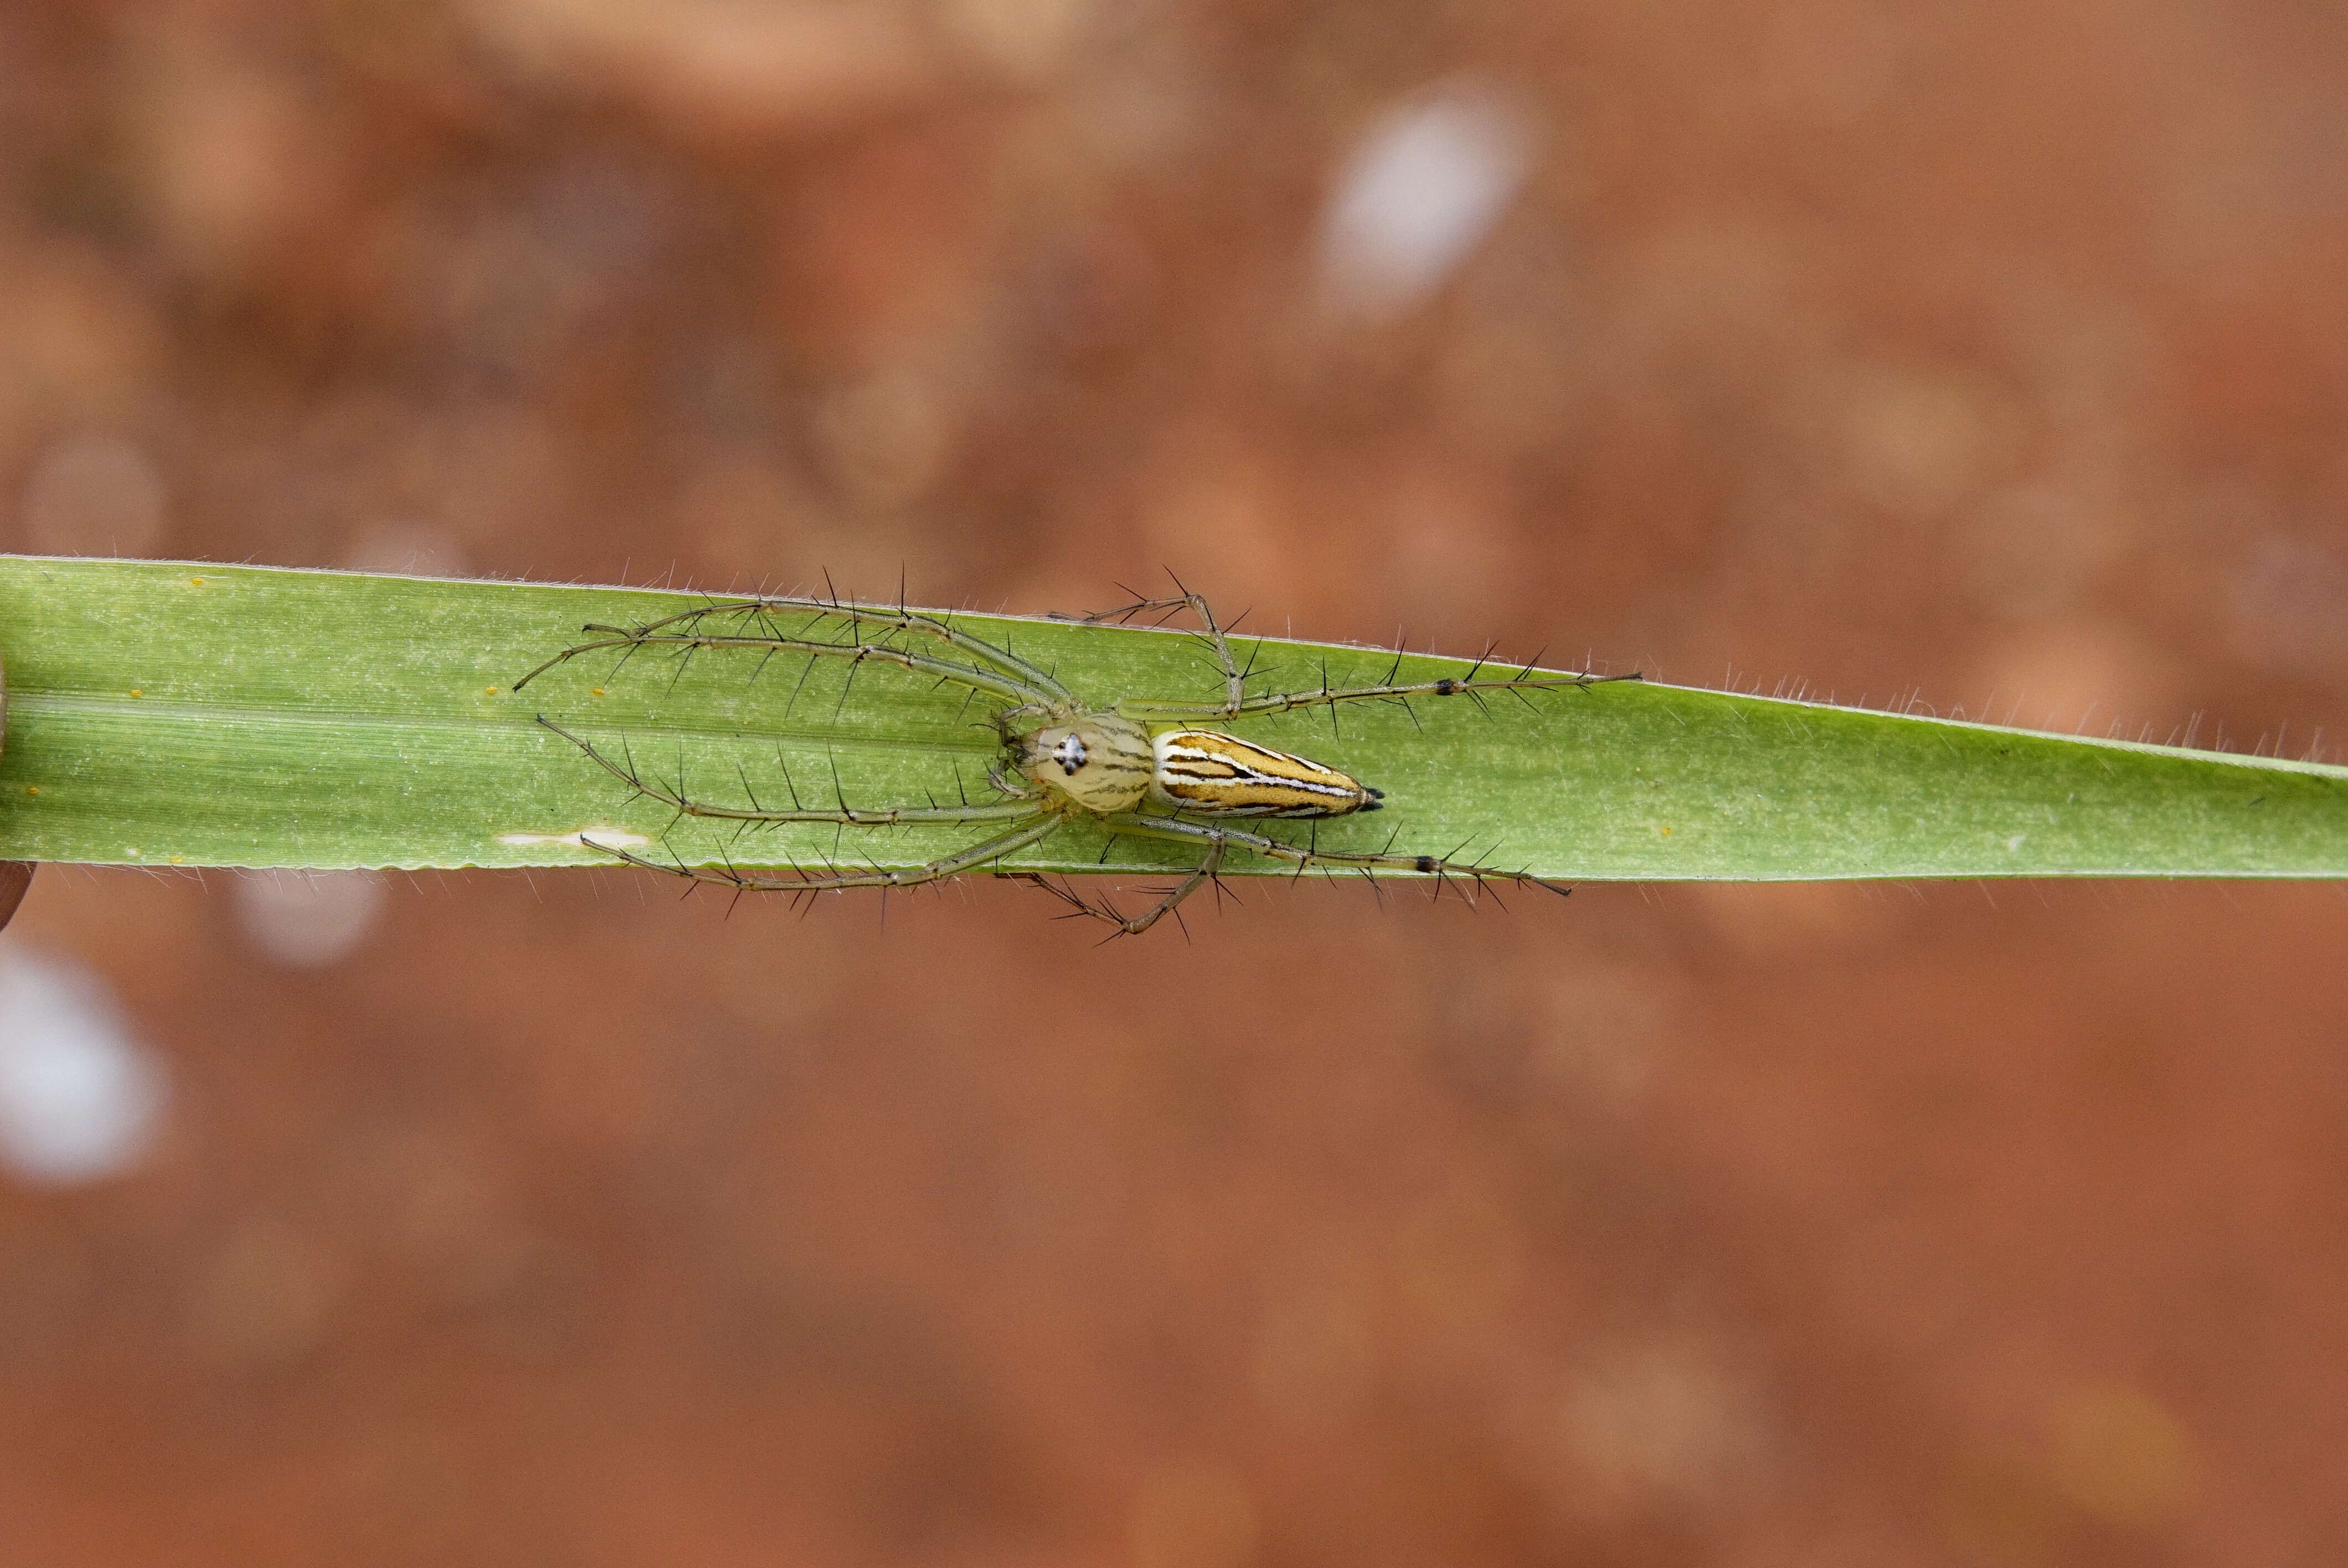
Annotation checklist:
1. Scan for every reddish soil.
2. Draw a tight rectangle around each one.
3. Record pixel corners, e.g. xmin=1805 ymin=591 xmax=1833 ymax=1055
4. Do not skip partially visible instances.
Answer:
xmin=3 ymin=2 xmax=2347 ymax=1563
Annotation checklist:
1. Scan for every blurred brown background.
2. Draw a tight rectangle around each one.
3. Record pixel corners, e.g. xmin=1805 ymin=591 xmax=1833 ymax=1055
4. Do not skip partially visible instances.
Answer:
xmin=3 ymin=1 xmax=2348 ymax=1563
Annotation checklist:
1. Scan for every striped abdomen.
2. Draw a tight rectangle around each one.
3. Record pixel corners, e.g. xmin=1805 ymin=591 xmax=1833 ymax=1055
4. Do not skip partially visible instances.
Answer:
xmin=1149 ymin=730 xmax=1383 ymax=818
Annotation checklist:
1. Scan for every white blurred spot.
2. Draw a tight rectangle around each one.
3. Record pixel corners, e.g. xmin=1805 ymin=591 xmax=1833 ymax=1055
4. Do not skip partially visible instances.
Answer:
xmin=1317 ymin=79 xmax=1533 ymax=321
xmin=19 ymin=433 xmax=168 ymax=556
xmin=498 ymin=828 xmax=651 ymax=849
xmin=0 ymin=947 xmax=169 ymax=1185
xmin=233 ymin=871 xmax=387 ymax=968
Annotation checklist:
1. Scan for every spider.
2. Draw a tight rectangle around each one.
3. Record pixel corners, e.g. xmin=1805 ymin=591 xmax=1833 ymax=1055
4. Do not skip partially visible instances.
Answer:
xmin=513 ymin=588 xmax=1639 ymax=936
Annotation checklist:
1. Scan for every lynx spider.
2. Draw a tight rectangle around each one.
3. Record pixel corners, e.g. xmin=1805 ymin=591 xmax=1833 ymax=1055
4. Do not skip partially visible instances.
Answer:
xmin=514 ymin=585 xmax=1638 ymax=936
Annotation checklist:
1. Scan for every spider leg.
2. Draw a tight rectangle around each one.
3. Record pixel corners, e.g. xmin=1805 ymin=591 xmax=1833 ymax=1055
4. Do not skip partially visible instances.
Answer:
xmin=1096 ymin=813 xmax=1570 ymax=902
xmin=1071 ymin=586 xmax=1638 ymax=725
xmin=538 ymin=716 xmax=1038 ymax=828
xmin=585 ymin=813 xmax=1062 ymax=894
xmin=1002 ymin=872 xmax=1133 ymax=932
xmin=514 ymin=594 xmax=1072 ymax=706
xmin=1116 ymin=662 xmax=1641 ymax=723
xmin=1068 ymin=580 xmax=1246 ymax=714
xmin=1013 ymin=840 xmax=1228 ymax=939
xmin=714 ymin=592 xmax=1077 ymax=701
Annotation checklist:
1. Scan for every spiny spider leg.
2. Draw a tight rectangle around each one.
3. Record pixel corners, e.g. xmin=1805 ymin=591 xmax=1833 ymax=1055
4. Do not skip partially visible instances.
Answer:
xmin=635 ymin=594 xmax=1074 ymax=702
xmin=1003 ymin=873 xmax=1136 ymax=933
xmin=588 ymin=813 xmax=1063 ymax=895
xmin=1016 ymin=840 xmax=1231 ymax=939
xmin=537 ymin=717 xmax=1037 ymax=828
xmin=1118 ymin=662 xmax=1641 ymax=723
xmin=514 ymin=596 xmax=1071 ymax=707
xmin=1075 ymin=582 xmax=1246 ymax=713
xmin=1105 ymin=839 xmax=1227 ymax=937
xmin=516 ymin=626 xmax=1049 ymax=708
xmin=1096 ymin=814 xmax=1569 ymax=903
xmin=1080 ymin=590 xmax=1641 ymax=723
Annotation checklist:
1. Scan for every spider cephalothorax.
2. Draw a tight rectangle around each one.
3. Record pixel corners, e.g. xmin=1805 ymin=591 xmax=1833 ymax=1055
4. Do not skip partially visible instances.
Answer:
xmin=1002 ymin=709 xmax=1154 ymax=813
xmin=518 ymin=589 xmax=1634 ymax=936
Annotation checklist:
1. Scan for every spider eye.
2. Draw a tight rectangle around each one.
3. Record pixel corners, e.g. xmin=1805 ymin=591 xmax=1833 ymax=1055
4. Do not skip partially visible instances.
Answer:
xmin=1051 ymin=734 xmax=1089 ymax=775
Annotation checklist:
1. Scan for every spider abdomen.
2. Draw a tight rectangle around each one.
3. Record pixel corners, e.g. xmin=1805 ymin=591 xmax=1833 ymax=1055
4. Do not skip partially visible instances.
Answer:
xmin=1149 ymin=729 xmax=1383 ymax=818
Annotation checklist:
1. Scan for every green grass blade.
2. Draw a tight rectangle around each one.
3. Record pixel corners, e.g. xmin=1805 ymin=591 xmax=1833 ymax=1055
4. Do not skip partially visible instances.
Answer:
xmin=0 ymin=554 xmax=2342 ymax=880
